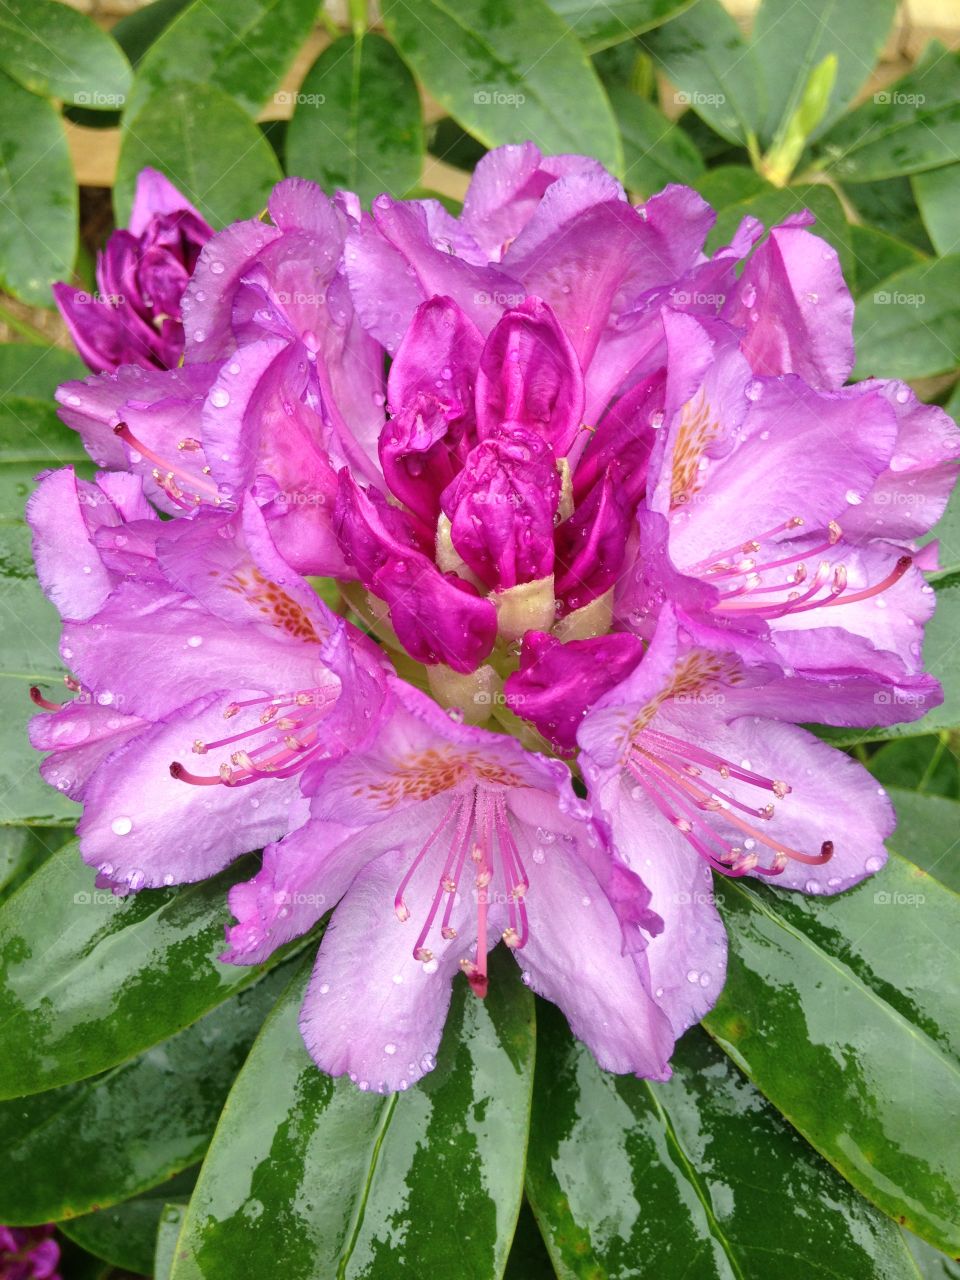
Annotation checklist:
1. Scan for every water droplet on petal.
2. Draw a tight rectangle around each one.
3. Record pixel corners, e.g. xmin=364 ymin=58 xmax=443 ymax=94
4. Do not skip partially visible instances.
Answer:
xmin=845 ymin=489 xmax=863 ymax=506
xmin=187 ymin=635 xmax=203 ymax=648
xmin=209 ymin=260 xmax=225 ymax=275
xmin=686 ymin=970 xmax=700 ymax=984
xmin=384 ymin=1043 xmax=397 ymax=1055
xmin=865 ymin=855 xmax=883 ymax=872
xmin=210 ymin=387 xmax=230 ymax=408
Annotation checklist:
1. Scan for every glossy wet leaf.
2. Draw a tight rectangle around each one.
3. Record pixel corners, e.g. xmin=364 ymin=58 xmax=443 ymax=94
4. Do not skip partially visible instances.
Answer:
xmin=170 ymin=948 xmax=535 ymax=1280
xmin=853 ymin=255 xmax=960 ymax=380
xmin=0 ymin=959 xmax=295 ymax=1223
xmin=611 ymin=87 xmax=704 ymax=196
xmin=752 ymin=0 xmax=897 ymax=144
xmin=0 ymin=0 xmax=131 ymax=107
xmin=381 ymin=0 xmax=622 ymax=176
xmin=286 ymin=35 xmax=423 ymax=206
xmin=0 ymin=380 xmax=87 ymax=829
xmin=156 ymin=1203 xmax=188 ymax=1280
xmin=527 ymin=1009 xmax=919 ymax=1278
xmin=821 ymin=44 xmax=960 ymax=183
xmin=124 ymin=0 xmax=318 ymax=119
xmin=0 ymin=841 xmax=286 ymax=1098
xmin=0 ymin=71 xmax=76 ymax=307
xmin=59 ymin=1170 xmax=197 ymax=1275
xmin=115 ymin=83 xmax=282 ymax=228
xmin=849 ymin=224 xmax=927 ymax=297
xmin=870 ymin=736 xmax=960 ymax=801
xmin=642 ymin=0 xmax=763 ymax=145
xmin=913 ymin=164 xmax=960 ymax=257
xmin=545 ymin=0 xmax=697 ymax=52
xmin=0 ymin=823 xmax=73 ymax=904
xmin=704 ymin=852 xmax=960 ymax=1254
xmin=904 ymin=1227 xmax=960 ymax=1279
xmin=888 ymin=787 xmax=960 ymax=893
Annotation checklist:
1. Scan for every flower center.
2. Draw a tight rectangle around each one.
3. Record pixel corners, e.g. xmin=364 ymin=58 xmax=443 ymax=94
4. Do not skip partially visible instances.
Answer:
xmin=393 ymin=786 xmax=529 ymax=997
xmin=624 ymin=726 xmax=833 ymax=876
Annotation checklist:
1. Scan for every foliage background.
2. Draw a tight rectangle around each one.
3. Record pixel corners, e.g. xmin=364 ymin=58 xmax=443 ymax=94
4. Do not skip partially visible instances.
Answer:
xmin=0 ymin=0 xmax=958 ymax=1277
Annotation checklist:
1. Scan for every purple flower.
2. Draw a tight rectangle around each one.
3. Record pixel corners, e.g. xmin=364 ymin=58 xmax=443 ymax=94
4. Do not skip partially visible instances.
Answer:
xmin=29 ymin=149 xmax=958 ymax=1090
xmin=54 ymin=169 xmax=212 ymax=373
xmin=223 ymin=677 xmax=673 ymax=1088
xmin=28 ymin=468 xmax=384 ymax=890
xmin=0 ymin=1225 xmax=60 ymax=1280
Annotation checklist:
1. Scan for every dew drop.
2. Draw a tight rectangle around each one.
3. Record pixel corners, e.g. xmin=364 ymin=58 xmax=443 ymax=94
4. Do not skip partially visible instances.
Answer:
xmin=127 ymin=868 xmax=145 ymax=890
xmin=805 ymin=878 xmax=821 ymax=894
xmin=111 ymin=816 xmax=133 ymax=836
xmin=419 ymin=1053 xmax=436 ymax=1072
xmin=392 ymin=973 xmax=403 ymax=984
xmin=318 ymin=982 xmax=330 ymax=995
xmin=422 ymin=957 xmax=439 ymax=974
xmin=210 ymin=387 xmax=230 ymax=408
xmin=384 ymin=1043 xmax=397 ymax=1055
xmin=699 ymin=973 xmax=710 ymax=987
xmin=745 ymin=379 xmax=763 ymax=402
xmin=163 ymin=873 xmax=175 ymax=886
xmin=187 ymin=635 xmax=203 ymax=648
xmin=650 ymin=411 xmax=665 ymax=430
xmin=532 ymin=848 xmax=545 ymax=864
xmin=521 ymin=971 xmax=532 ymax=986
xmin=193 ymin=328 xmax=206 ymax=343
xmin=895 ymin=386 xmax=910 ymax=404
xmin=865 ymin=855 xmax=883 ymax=872
xmin=209 ymin=260 xmax=225 ymax=275
xmin=686 ymin=970 xmax=699 ymax=984
xmin=845 ymin=489 xmax=863 ymax=506
xmin=655 ymin=986 xmax=664 ymax=998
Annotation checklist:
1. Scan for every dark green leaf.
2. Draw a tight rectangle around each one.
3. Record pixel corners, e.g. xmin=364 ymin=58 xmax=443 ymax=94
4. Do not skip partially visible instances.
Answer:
xmin=113 ymin=0 xmax=194 ymax=69
xmin=0 ymin=823 xmax=73 ymax=904
xmin=820 ymin=45 xmax=960 ymax=183
xmin=171 ymin=949 xmax=535 ymax=1280
xmin=642 ymin=0 xmax=763 ymax=145
xmin=527 ymin=1009 xmax=919 ymax=1278
xmin=704 ymin=853 xmax=960 ymax=1254
xmin=854 ymin=255 xmax=960 ymax=380
xmin=504 ymin=1201 xmax=555 ymax=1280
xmin=694 ymin=164 xmax=768 ymax=209
xmin=546 ymin=0 xmax=697 ymax=53
xmin=849 ymin=223 xmax=927 ymax=298
xmin=0 ymin=841 xmax=290 ymax=1098
xmin=0 ymin=0 xmax=131 ymax=107
xmin=124 ymin=0 xmax=318 ymax=120
xmin=0 ymin=71 xmax=77 ymax=307
xmin=428 ymin=118 xmax=487 ymax=172
xmin=382 ymin=0 xmax=622 ymax=176
xmin=59 ymin=1171 xmax=197 ymax=1275
xmin=115 ymin=83 xmax=282 ymax=228
xmin=843 ymin=175 xmax=935 ymax=252
xmin=0 ymin=960 xmax=295 ymax=1223
xmin=888 ymin=787 xmax=960 ymax=893
xmin=611 ymin=86 xmax=704 ymax=196
xmin=871 ymin=736 xmax=960 ymax=801
xmin=913 ymin=164 xmax=960 ymax=257
xmin=285 ymin=35 xmax=423 ymax=205
xmin=752 ymin=0 xmax=897 ymax=144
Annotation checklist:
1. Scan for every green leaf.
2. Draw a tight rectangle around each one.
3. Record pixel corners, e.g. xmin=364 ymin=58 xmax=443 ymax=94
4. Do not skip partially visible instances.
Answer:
xmin=504 ymin=1201 xmax=555 ymax=1280
xmin=752 ymin=0 xmax=897 ymax=145
xmin=888 ymin=787 xmax=960 ymax=893
xmin=285 ymin=35 xmax=423 ymax=205
xmin=642 ymin=0 xmax=763 ymax=146
xmin=124 ymin=0 xmax=319 ymax=120
xmin=853 ymin=255 xmax=960 ymax=380
xmin=0 ymin=959 xmax=295 ymax=1224
xmin=170 ymin=949 xmax=535 ymax=1280
xmin=113 ymin=0 xmax=194 ymax=69
xmin=843 ymin=175 xmax=935 ymax=252
xmin=871 ymin=736 xmax=960 ymax=801
xmin=156 ymin=1203 xmax=188 ymax=1280
xmin=849 ymin=223 xmax=927 ymax=298
xmin=0 ymin=71 xmax=77 ymax=307
xmin=820 ymin=45 xmax=960 ymax=183
xmin=527 ymin=1009 xmax=920 ymax=1278
xmin=694 ymin=164 xmax=768 ymax=209
xmin=0 ymin=824 xmax=73 ymax=904
xmin=381 ymin=0 xmax=622 ymax=177
xmin=59 ymin=1171 xmax=196 ymax=1275
xmin=115 ymin=83 xmax=282 ymax=228
xmin=704 ymin=853 xmax=960 ymax=1254
xmin=610 ymin=86 xmax=704 ymax=196
xmin=913 ymin=164 xmax=960 ymax=257
xmin=0 ymin=841 xmax=293 ymax=1098
xmin=904 ymin=1225 xmax=960 ymax=1278
xmin=0 ymin=0 xmax=131 ymax=108
xmin=0 ymin=374 xmax=88 ymax=830
xmin=545 ymin=0 xmax=698 ymax=53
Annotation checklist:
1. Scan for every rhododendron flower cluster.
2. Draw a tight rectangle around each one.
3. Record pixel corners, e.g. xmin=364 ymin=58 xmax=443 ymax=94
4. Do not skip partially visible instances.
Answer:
xmin=31 ymin=144 xmax=957 ymax=1091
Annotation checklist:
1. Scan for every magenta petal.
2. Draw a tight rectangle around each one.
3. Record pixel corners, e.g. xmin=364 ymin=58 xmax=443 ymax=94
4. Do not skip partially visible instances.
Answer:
xmin=504 ymin=630 xmax=644 ymax=750
xmin=722 ymin=222 xmax=854 ymax=391
xmin=475 ymin=297 xmax=585 ymax=455
xmin=555 ymin=467 xmax=632 ymax=613
xmin=129 ymin=166 xmax=208 ymax=235
xmin=371 ymin=557 xmax=497 ymax=673
xmin=442 ymin=424 xmax=560 ymax=589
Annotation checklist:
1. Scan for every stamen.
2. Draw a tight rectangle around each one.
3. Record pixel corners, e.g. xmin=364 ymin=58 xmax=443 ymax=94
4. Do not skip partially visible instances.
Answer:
xmin=114 ymin=422 xmax=224 ymax=508
xmin=29 ymin=686 xmax=61 ymax=711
